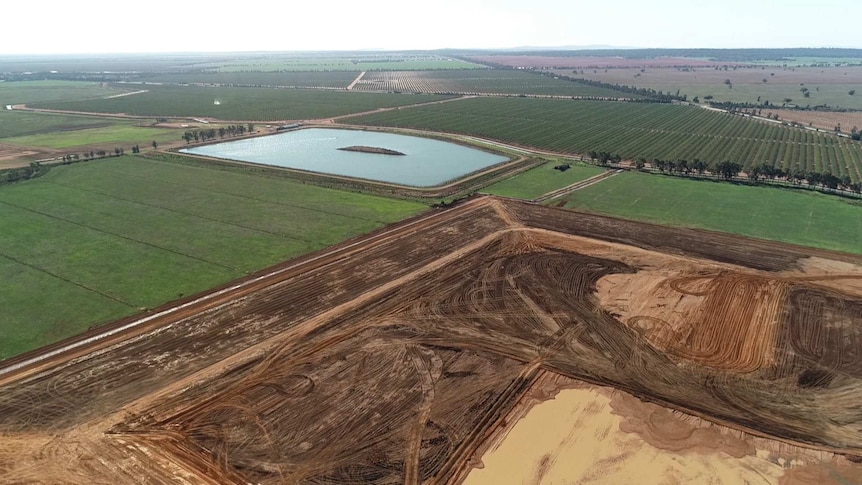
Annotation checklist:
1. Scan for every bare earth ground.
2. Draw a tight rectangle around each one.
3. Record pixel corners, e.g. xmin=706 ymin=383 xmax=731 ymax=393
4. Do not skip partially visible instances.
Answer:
xmin=471 ymin=56 xmax=725 ymax=69
xmin=0 ymin=142 xmax=56 ymax=168
xmin=464 ymin=378 xmax=860 ymax=485
xmin=549 ymin=66 xmax=862 ymax=85
xmin=760 ymin=109 xmax=862 ymax=132
xmin=0 ymin=197 xmax=860 ymax=484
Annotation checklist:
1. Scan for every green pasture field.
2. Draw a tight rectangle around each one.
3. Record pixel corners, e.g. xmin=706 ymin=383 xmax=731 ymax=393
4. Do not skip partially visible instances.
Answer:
xmin=562 ymin=171 xmax=861 ymax=254
xmin=0 ymin=80 xmax=123 ymax=106
xmin=0 ymin=111 xmax=123 ymax=139
xmin=0 ymin=155 xmax=426 ymax=360
xmin=483 ymin=161 xmax=606 ymax=199
xmin=347 ymin=97 xmax=862 ymax=182
xmin=32 ymin=85 xmax=454 ymax=120
xmin=3 ymin=124 xmax=185 ymax=149
xmin=136 ymin=71 xmax=361 ymax=88
xmin=355 ymin=70 xmax=638 ymax=97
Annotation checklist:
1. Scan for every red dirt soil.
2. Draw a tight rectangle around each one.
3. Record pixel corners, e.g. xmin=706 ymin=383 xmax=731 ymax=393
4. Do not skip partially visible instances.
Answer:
xmin=0 ymin=197 xmax=860 ymax=484
xmin=471 ymin=55 xmax=727 ymax=69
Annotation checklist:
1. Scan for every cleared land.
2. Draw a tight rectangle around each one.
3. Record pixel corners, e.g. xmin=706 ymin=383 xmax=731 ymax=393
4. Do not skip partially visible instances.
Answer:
xmin=483 ymin=161 xmax=606 ymax=199
xmin=0 ymin=198 xmax=859 ymax=484
xmin=761 ymin=108 xmax=862 ymax=132
xmin=346 ymin=97 xmax=862 ymax=181
xmin=556 ymin=66 xmax=862 ymax=110
xmin=0 ymin=155 xmax=425 ymax=359
xmin=562 ymin=171 xmax=861 ymax=254
xmin=465 ymin=379 xmax=860 ymax=484
xmin=352 ymin=70 xmax=639 ymax=97
xmin=30 ymin=85 xmax=454 ymax=120
xmin=472 ymin=55 xmax=726 ymax=69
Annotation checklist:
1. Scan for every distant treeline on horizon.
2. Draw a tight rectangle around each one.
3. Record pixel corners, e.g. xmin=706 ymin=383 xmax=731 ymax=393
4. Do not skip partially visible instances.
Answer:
xmin=446 ymin=48 xmax=862 ymax=62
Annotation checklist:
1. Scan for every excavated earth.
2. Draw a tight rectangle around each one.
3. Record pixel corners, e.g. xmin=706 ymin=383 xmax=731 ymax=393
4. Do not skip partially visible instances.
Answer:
xmin=0 ymin=197 xmax=860 ymax=484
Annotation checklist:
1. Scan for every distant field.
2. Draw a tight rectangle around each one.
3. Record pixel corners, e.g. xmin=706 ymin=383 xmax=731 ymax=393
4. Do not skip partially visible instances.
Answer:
xmin=0 ymin=155 xmax=426 ymax=359
xmin=32 ymin=85 xmax=453 ymax=120
xmin=136 ymin=71 xmax=361 ymax=88
xmin=347 ymin=97 xmax=862 ymax=181
xmin=0 ymin=54 xmax=214 ymax=74
xmin=3 ymin=124 xmax=185 ymax=149
xmin=0 ymin=53 xmax=484 ymax=76
xmin=0 ymin=80 xmax=124 ymax=106
xmin=483 ymin=162 xmax=606 ymax=199
xmin=558 ymin=66 xmax=862 ymax=110
xmin=352 ymin=70 xmax=636 ymax=97
xmin=746 ymin=57 xmax=862 ymax=67
xmin=472 ymin=55 xmax=723 ymax=69
xmin=0 ymin=111 xmax=122 ymax=139
xmin=205 ymin=56 xmax=484 ymax=72
xmin=562 ymin=171 xmax=861 ymax=253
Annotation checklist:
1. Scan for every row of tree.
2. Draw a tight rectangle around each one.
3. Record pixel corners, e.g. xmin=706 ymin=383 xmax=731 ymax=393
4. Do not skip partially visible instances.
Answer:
xmin=587 ymin=151 xmax=622 ymax=165
xmin=558 ymin=75 xmax=688 ymax=103
xmin=60 ymin=147 xmax=129 ymax=163
xmin=55 ymin=143 xmax=155 ymax=166
xmin=618 ymin=155 xmax=862 ymax=193
xmin=182 ymin=124 xmax=254 ymax=144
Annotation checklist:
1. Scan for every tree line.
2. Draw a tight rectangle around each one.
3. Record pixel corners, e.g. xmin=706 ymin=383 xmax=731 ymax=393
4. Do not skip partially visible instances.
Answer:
xmin=59 ymin=147 xmax=130 ymax=164
xmin=0 ymin=162 xmax=46 ymax=185
xmin=558 ymin=76 xmax=688 ymax=103
xmin=584 ymin=151 xmax=862 ymax=194
xmin=182 ymin=124 xmax=254 ymax=144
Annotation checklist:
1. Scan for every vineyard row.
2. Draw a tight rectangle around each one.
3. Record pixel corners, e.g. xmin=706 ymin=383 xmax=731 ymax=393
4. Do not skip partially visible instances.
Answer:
xmin=348 ymin=97 xmax=862 ymax=182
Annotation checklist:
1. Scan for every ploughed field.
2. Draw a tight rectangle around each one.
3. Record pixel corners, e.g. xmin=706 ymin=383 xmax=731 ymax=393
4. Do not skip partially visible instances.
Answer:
xmin=0 ymin=197 xmax=860 ymax=483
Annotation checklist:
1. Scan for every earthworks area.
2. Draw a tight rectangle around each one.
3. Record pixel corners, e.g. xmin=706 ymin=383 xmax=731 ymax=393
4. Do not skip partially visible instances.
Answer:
xmin=0 ymin=196 xmax=860 ymax=484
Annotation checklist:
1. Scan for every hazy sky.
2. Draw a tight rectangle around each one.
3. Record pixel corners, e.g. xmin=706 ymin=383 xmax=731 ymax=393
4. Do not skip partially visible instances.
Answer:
xmin=2 ymin=0 xmax=859 ymax=54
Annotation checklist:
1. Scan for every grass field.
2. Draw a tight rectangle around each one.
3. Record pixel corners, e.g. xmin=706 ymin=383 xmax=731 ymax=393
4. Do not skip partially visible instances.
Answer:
xmin=563 ymin=171 xmax=861 ymax=253
xmin=0 ymin=81 xmax=137 ymax=141
xmin=0 ymin=80 xmax=124 ymax=106
xmin=0 ymin=111 xmax=124 ymax=139
xmin=353 ymin=70 xmax=639 ymax=97
xmin=347 ymin=97 xmax=862 ymax=181
xmin=0 ymin=155 xmax=426 ymax=359
xmin=3 ymin=124 xmax=185 ymax=149
xmin=32 ymin=85 xmax=453 ymax=120
xmin=483 ymin=161 xmax=606 ymax=199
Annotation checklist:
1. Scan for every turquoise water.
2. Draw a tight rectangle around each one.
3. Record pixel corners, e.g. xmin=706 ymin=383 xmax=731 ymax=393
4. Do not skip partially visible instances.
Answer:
xmin=180 ymin=128 xmax=509 ymax=187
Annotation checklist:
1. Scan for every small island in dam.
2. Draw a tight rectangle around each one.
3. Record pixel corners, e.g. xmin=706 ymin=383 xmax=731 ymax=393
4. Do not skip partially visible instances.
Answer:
xmin=337 ymin=146 xmax=406 ymax=156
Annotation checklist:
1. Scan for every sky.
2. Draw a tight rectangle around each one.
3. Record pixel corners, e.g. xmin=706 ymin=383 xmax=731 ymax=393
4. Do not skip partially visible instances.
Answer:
xmin=2 ymin=0 xmax=859 ymax=55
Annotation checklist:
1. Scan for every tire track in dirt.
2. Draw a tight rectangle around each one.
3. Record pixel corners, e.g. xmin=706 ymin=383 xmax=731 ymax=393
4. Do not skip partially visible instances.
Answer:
xmin=1 ymin=198 xmax=860 ymax=483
